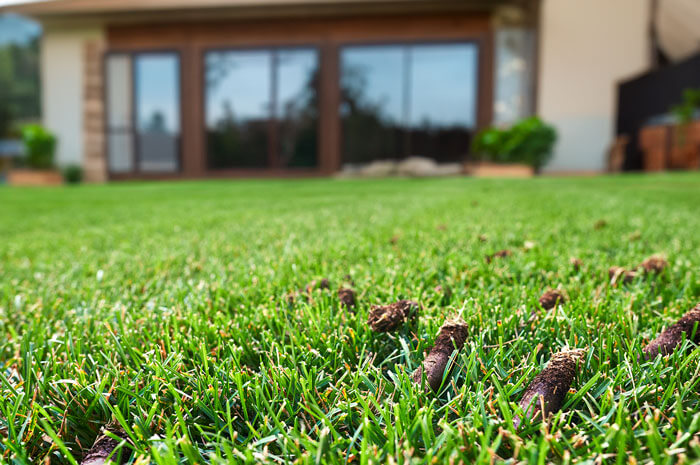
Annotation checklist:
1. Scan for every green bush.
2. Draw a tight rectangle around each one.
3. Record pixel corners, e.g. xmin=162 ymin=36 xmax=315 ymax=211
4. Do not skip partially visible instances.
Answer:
xmin=472 ymin=117 xmax=557 ymax=170
xmin=62 ymin=164 xmax=83 ymax=184
xmin=671 ymin=88 xmax=700 ymax=124
xmin=21 ymin=124 xmax=56 ymax=170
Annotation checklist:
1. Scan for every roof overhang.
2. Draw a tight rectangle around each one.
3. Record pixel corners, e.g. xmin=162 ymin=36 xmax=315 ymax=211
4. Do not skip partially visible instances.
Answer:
xmin=1 ymin=0 xmax=540 ymax=31
xmin=0 ymin=0 xmax=528 ymax=18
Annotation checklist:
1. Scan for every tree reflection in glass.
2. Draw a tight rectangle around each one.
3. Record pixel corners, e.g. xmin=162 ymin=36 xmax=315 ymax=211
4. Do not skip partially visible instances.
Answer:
xmin=341 ymin=43 xmax=478 ymax=164
xmin=276 ymin=49 xmax=319 ymax=168
xmin=205 ymin=48 xmax=319 ymax=169
xmin=135 ymin=54 xmax=180 ymax=173
xmin=340 ymin=46 xmax=404 ymax=164
xmin=408 ymin=44 xmax=477 ymax=163
xmin=206 ymin=51 xmax=271 ymax=169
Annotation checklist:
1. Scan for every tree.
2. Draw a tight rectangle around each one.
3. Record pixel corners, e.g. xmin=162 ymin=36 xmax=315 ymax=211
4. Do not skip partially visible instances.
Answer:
xmin=0 ymin=36 xmax=41 ymax=137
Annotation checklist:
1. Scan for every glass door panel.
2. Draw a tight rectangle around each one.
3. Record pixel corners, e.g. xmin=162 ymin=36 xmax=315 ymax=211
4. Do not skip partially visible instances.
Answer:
xmin=276 ymin=49 xmax=319 ymax=168
xmin=205 ymin=50 xmax=271 ymax=169
xmin=340 ymin=46 xmax=404 ymax=164
xmin=106 ymin=55 xmax=133 ymax=173
xmin=408 ymin=43 xmax=478 ymax=162
xmin=134 ymin=54 xmax=180 ymax=173
xmin=340 ymin=42 xmax=479 ymax=164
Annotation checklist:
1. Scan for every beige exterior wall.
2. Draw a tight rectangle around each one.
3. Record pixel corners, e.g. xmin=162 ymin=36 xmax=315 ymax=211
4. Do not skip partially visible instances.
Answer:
xmin=41 ymin=25 xmax=104 ymax=167
xmin=537 ymin=0 xmax=650 ymax=172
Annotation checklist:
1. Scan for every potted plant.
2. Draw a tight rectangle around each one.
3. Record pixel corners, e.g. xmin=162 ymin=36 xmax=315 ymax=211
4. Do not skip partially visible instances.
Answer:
xmin=9 ymin=124 xmax=63 ymax=185
xmin=640 ymin=88 xmax=700 ymax=171
xmin=669 ymin=88 xmax=700 ymax=170
xmin=468 ymin=117 xmax=557 ymax=177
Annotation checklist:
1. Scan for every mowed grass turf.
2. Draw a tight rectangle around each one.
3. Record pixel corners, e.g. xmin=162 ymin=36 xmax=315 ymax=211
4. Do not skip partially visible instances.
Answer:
xmin=1 ymin=174 xmax=699 ymax=464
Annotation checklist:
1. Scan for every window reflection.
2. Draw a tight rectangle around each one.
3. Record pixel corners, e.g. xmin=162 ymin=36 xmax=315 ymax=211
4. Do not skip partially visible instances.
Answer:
xmin=340 ymin=46 xmax=403 ymax=164
xmin=105 ymin=52 xmax=180 ymax=175
xmin=277 ymin=49 xmax=319 ymax=168
xmin=135 ymin=54 xmax=180 ymax=173
xmin=494 ymin=28 xmax=535 ymax=124
xmin=206 ymin=51 xmax=271 ymax=168
xmin=340 ymin=43 xmax=478 ymax=164
xmin=106 ymin=54 xmax=133 ymax=173
xmin=205 ymin=48 xmax=319 ymax=169
xmin=408 ymin=44 xmax=477 ymax=162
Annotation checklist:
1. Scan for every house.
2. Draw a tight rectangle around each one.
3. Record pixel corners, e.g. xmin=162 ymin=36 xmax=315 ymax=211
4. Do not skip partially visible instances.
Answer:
xmin=0 ymin=0 xmax=652 ymax=181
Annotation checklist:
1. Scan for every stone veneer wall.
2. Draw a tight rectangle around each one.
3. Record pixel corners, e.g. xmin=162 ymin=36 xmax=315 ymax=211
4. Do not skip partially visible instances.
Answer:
xmin=83 ymin=39 xmax=107 ymax=182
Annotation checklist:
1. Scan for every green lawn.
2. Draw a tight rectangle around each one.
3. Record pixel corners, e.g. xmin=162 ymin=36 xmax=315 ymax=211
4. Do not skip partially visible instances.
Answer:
xmin=1 ymin=174 xmax=699 ymax=464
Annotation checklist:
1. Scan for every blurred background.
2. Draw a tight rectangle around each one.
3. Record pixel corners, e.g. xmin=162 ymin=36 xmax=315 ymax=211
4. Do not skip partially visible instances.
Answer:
xmin=0 ymin=0 xmax=698 ymax=185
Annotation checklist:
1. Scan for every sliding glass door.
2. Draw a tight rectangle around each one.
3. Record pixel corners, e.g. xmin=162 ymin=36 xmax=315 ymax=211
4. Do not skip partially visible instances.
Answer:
xmin=105 ymin=52 xmax=181 ymax=175
xmin=204 ymin=48 xmax=319 ymax=170
xmin=340 ymin=42 xmax=478 ymax=164
xmin=105 ymin=42 xmax=478 ymax=177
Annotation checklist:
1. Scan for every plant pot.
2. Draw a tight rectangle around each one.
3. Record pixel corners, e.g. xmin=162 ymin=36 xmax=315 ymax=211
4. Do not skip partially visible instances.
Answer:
xmin=639 ymin=125 xmax=668 ymax=171
xmin=670 ymin=122 xmax=700 ymax=169
xmin=640 ymin=121 xmax=700 ymax=171
xmin=8 ymin=169 xmax=63 ymax=186
xmin=464 ymin=161 xmax=534 ymax=178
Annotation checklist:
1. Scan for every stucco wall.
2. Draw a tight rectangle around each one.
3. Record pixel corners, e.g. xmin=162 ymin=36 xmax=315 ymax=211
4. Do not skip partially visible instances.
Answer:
xmin=41 ymin=25 xmax=104 ymax=167
xmin=537 ymin=0 xmax=650 ymax=172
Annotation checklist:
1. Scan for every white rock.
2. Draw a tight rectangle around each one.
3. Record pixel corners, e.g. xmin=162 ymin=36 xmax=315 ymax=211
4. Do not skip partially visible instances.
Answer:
xmin=397 ymin=156 xmax=438 ymax=176
xmin=359 ymin=160 xmax=398 ymax=177
xmin=432 ymin=163 xmax=463 ymax=176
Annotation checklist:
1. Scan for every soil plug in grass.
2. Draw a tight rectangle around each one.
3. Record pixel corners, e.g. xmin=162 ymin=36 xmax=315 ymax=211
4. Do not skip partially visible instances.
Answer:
xmin=486 ymin=249 xmax=512 ymax=264
xmin=538 ymin=289 xmax=565 ymax=310
xmin=643 ymin=303 xmax=700 ymax=359
xmin=412 ymin=318 xmax=469 ymax=392
xmin=81 ymin=422 xmax=130 ymax=465
xmin=338 ymin=288 xmax=356 ymax=309
xmin=639 ymin=256 xmax=668 ymax=274
xmin=305 ymin=278 xmax=330 ymax=293
xmin=609 ymin=266 xmax=637 ymax=284
xmin=514 ymin=349 xmax=584 ymax=429
xmin=570 ymin=257 xmax=583 ymax=271
xmin=368 ymin=300 xmax=420 ymax=332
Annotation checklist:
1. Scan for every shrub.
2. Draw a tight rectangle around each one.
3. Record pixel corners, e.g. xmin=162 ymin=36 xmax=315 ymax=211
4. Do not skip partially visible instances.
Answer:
xmin=472 ymin=117 xmax=557 ymax=170
xmin=62 ymin=164 xmax=83 ymax=184
xmin=21 ymin=124 xmax=56 ymax=170
xmin=671 ymin=88 xmax=700 ymax=124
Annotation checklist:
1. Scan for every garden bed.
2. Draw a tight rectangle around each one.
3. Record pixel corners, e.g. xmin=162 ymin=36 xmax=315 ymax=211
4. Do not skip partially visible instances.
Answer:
xmin=8 ymin=169 xmax=63 ymax=186
xmin=464 ymin=161 xmax=534 ymax=177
